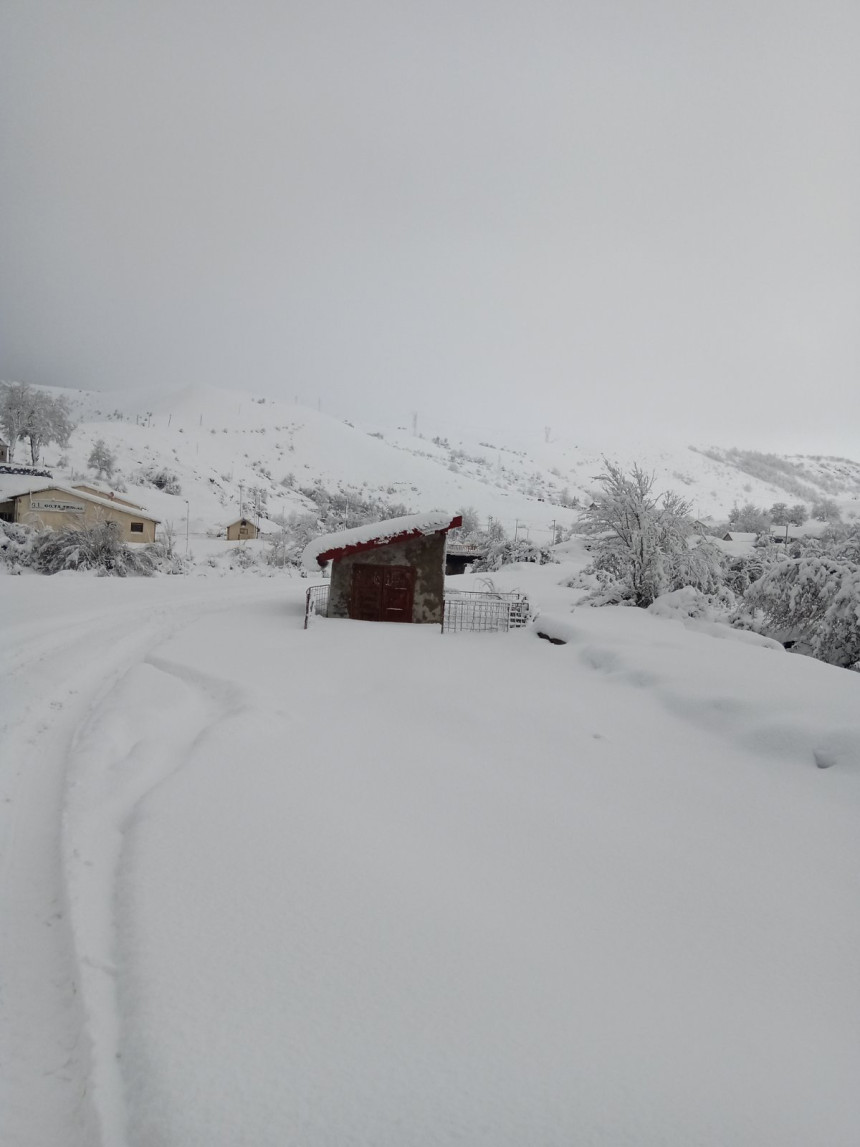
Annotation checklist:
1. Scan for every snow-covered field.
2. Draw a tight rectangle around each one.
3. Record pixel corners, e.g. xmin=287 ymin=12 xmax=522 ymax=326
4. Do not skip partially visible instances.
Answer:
xmin=2 ymin=560 xmax=859 ymax=1146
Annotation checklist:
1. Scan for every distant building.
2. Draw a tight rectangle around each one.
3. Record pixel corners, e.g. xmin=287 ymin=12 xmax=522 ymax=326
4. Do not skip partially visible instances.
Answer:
xmin=226 ymin=517 xmax=259 ymax=541
xmin=721 ymin=531 xmax=759 ymax=544
xmin=0 ymin=477 xmax=158 ymax=542
xmin=303 ymin=511 xmax=462 ymax=624
xmin=0 ymin=437 xmax=8 ymax=465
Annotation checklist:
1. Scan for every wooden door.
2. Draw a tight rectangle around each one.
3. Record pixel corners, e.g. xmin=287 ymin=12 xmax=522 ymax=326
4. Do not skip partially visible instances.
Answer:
xmin=349 ymin=564 xmax=415 ymax=622
xmin=381 ymin=566 xmax=415 ymax=622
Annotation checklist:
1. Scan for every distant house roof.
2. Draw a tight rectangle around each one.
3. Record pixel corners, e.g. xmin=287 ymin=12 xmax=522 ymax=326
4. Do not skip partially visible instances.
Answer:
xmin=0 ymin=475 xmax=160 ymax=522
xmin=721 ymin=531 xmax=759 ymax=543
xmin=302 ymin=511 xmax=462 ymax=572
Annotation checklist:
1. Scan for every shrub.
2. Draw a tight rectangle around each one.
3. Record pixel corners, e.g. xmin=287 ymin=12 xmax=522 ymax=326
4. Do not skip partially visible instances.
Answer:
xmin=32 ymin=520 xmax=158 ymax=576
xmin=135 ymin=466 xmax=182 ymax=495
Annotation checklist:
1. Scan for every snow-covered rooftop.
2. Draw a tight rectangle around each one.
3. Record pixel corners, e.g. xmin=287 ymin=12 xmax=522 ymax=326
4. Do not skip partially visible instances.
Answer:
xmin=0 ymin=475 xmax=160 ymax=521
xmin=302 ymin=511 xmax=461 ymax=571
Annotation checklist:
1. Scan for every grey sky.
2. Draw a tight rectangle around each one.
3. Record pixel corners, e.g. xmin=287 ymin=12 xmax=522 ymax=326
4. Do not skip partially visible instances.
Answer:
xmin=1 ymin=2 xmax=858 ymax=453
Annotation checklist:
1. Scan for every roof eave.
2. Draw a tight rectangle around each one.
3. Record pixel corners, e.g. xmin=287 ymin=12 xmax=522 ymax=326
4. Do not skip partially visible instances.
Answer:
xmin=313 ymin=515 xmax=462 ymax=568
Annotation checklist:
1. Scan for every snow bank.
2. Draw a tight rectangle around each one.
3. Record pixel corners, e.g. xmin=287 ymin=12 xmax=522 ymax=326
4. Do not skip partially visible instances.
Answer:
xmin=534 ymin=602 xmax=860 ymax=771
xmin=647 ymin=586 xmax=785 ymax=648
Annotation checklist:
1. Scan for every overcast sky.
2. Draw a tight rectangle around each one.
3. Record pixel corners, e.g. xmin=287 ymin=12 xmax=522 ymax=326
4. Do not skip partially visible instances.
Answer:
xmin=1 ymin=1 xmax=858 ymax=453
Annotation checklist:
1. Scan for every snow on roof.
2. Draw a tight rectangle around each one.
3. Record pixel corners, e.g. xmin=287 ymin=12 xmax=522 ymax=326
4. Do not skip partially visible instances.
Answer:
xmin=302 ymin=511 xmax=461 ymax=571
xmin=0 ymin=474 xmax=160 ymax=521
xmin=722 ymin=531 xmax=759 ymax=542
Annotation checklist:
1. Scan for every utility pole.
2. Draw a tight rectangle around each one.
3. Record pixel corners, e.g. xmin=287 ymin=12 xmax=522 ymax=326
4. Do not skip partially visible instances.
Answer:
xmin=184 ymin=500 xmax=190 ymax=559
xmin=551 ymin=519 xmax=557 ymax=545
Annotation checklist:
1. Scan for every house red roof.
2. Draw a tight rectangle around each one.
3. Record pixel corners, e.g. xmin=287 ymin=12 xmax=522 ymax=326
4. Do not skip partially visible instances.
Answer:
xmin=302 ymin=511 xmax=462 ymax=571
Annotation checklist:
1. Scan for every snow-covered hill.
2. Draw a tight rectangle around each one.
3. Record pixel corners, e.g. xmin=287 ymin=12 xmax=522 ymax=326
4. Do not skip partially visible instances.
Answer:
xmin=16 ymin=383 xmax=860 ymax=546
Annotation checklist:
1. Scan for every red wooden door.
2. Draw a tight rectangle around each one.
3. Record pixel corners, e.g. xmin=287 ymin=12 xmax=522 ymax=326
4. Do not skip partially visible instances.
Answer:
xmin=349 ymin=564 xmax=415 ymax=622
xmin=381 ymin=566 xmax=415 ymax=622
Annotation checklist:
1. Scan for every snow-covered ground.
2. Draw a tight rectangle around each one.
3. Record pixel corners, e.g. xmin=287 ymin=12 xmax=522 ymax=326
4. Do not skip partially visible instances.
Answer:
xmin=1 ymin=561 xmax=859 ymax=1145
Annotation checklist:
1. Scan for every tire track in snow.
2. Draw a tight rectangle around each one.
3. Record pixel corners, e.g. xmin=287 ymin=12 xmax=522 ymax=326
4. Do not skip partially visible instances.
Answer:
xmin=62 ymin=649 xmax=257 ymax=1147
xmin=0 ymin=584 xmax=282 ymax=1147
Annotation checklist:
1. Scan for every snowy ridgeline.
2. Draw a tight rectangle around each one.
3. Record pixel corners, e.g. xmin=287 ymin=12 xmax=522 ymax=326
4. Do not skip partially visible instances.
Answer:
xmin=4 ymin=382 xmax=859 ymax=555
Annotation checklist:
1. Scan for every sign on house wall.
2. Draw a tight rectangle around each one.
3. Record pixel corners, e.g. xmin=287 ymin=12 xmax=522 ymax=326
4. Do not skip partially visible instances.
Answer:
xmin=29 ymin=498 xmax=86 ymax=513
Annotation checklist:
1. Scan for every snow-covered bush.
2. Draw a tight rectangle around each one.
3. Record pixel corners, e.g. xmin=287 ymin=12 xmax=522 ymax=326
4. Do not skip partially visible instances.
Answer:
xmin=472 ymin=537 xmax=555 ymax=571
xmin=672 ymin=538 xmax=727 ymax=596
xmin=648 ymin=586 xmax=717 ymax=622
xmin=0 ymin=521 xmax=37 ymax=571
xmin=742 ymin=554 xmax=860 ymax=669
xmin=134 ymin=466 xmax=182 ymax=495
xmin=31 ymin=521 xmax=158 ymax=576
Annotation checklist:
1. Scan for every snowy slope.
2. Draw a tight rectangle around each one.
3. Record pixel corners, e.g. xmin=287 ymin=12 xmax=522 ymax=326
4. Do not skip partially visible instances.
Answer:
xmin=19 ymin=383 xmax=860 ymax=550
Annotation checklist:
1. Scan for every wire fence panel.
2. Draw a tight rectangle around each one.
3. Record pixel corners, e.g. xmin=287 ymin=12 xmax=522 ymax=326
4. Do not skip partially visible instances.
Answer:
xmin=304 ymin=584 xmax=330 ymax=628
xmin=442 ymin=591 xmax=529 ymax=633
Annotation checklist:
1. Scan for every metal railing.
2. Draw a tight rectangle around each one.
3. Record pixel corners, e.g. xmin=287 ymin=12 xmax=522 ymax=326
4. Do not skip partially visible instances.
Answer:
xmin=305 ymin=583 xmax=529 ymax=634
xmin=304 ymin=584 xmax=330 ymax=628
xmin=442 ymin=590 xmax=530 ymax=633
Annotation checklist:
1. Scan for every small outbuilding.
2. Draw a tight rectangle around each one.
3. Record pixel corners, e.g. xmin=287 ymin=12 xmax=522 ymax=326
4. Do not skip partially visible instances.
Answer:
xmin=0 ymin=437 xmax=8 ymax=465
xmin=226 ymin=517 xmax=259 ymax=541
xmin=302 ymin=511 xmax=462 ymax=624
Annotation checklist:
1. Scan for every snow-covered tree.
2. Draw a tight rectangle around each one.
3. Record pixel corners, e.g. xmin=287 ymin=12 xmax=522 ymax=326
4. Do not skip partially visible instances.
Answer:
xmin=810 ymin=497 xmax=841 ymax=523
xmin=0 ymin=381 xmax=75 ymax=464
xmin=266 ymin=511 xmax=322 ymax=568
xmin=454 ymin=505 xmax=481 ymax=539
xmin=770 ymin=502 xmax=806 ymax=530
xmin=579 ymin=461 xmax=693 ymax=607
xmin=727 ymin=502 xmax=771 ymax=533
xmin=88 ymin=438 xmax=117 ymax=480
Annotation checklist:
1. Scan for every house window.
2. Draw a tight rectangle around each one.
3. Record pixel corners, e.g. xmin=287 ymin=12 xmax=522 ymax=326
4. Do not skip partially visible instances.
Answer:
xmin=130 ymin=522 xmax=144 ymax=533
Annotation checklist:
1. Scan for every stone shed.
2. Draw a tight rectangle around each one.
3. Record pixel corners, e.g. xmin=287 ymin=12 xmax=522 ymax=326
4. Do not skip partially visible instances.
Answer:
xmin=302 ymin=512 xmax=462 ymax=624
